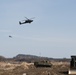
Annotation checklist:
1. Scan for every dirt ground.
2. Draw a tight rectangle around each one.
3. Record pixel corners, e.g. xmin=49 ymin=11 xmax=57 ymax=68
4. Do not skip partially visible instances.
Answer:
xmin=0 ymin=61 xmax=70 ymax=75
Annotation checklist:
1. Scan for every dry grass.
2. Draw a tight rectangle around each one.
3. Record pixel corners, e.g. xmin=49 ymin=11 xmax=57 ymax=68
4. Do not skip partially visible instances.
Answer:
xmin=0 ymin=61 xmax=69 ymax=75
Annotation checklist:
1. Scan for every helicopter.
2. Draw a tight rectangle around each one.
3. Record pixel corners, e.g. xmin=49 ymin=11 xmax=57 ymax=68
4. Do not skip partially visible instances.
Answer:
xmin=19 ymin=17 xmax=35 ymax=25
xmin=9 ymin=35 xmax=12 ymax=38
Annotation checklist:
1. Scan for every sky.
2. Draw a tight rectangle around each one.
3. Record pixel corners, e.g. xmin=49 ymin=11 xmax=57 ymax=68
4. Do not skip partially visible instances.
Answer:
xmin=0 ymin=0 xmax=76 ymax=58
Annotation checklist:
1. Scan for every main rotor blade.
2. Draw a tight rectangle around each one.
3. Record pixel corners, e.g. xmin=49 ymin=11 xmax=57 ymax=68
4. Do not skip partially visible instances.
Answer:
xmin=24 ymin=17 xmax=29 ymax=19
xmin=30 ymin=17 xmax=35 ymax=19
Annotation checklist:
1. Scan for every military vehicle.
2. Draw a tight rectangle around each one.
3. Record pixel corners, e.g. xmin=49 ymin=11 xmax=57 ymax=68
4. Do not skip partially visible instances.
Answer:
xmin=68 ymin=56 xmax=76 ymax=74
xmin=34 ymin=60 xmax=52 ymax=67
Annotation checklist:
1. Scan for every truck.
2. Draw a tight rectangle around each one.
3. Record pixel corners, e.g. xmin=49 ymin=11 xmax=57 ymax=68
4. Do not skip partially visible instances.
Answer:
xmin=69 ymin=56 xmax=76 ymax=74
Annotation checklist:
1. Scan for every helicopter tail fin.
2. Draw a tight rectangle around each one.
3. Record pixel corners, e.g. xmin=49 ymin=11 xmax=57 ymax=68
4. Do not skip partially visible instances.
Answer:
xmin=19 ymin=21 xmax=21 ymax=25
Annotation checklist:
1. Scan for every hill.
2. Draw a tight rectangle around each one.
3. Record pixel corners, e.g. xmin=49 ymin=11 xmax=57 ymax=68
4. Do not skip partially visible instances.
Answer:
xmin=0 ymin=54 xmax=70 ymax=62
xmin=13 ymin=54 xmax=70 ymax=62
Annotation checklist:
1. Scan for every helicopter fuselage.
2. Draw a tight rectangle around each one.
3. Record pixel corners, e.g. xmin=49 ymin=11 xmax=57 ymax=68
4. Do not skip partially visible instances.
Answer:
xmin=19 ymin=19 xmax=33 ymax=25
xmin=19 ymin=17 xmax=34 ymax=25
xmin=25 ymin=19 xmax=33 ymax=23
